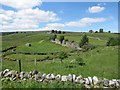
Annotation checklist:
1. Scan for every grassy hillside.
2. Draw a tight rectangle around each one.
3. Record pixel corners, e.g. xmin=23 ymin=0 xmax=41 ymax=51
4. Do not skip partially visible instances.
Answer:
xmin=2 ymin=32 xmax=119 ymax=79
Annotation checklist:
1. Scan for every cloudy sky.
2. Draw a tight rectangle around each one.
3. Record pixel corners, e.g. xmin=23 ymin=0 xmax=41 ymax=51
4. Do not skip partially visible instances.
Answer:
xmin=0 ymin=0 xmax=118 ymax=32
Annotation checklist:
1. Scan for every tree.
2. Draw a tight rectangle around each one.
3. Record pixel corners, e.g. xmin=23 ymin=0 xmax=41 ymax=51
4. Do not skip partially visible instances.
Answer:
xmin=59 ymin=35 xmax=64 ymax=44
xmin=89 ymin=30 xmax=94 ymax=33
xmin=62 ymin=31 xmax=66 ymax=34
xmin=95 ymin=31 xmax=98 ymax=33
xmin=79 ymin=34 xmax=89 ymax=47
xmin=59 ymin=52 xmax=68 ymax=63
xmin=51 ymin=30 xmax=55 ymax=33
xmin=108 ymin=31 xmax=111 ymax=33
xmin=58 ymin=31 xmax=61 ymax=34
xmin=99 ymin=28 xmax=104 ymax=33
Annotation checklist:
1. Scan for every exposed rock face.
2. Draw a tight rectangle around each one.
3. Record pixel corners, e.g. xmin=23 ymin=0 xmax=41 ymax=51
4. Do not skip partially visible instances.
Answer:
xmin=51 ymin=39 xmax=82 ymax=50
xmin=1 ymin=69 xmax=120 ymax=88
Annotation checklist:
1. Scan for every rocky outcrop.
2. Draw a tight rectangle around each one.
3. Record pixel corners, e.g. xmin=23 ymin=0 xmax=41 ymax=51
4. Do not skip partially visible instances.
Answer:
xmin=0 ymin=69 xmax=120 ymax=88
xmin=51 ymin=39 xmax=82 ymax=50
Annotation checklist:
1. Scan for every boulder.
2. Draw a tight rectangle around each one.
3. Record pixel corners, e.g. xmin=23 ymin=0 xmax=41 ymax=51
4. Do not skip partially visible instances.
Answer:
xmin=19 ymin=71 xmax=25 ymax=79
xmin=109 ymin=80 xmax=115 ymax=87
xmin=92 ymin=76 xmax=99 ymax=85
xmin=32 ymin=70 xmax=38 ymax=75
xmin=74 ymin=75 xmax=82 ymax=83
xmin=46 ymin=74 xmax=51 ymax=80
xmin=4 ymin=70 xmax=17 ymax=78
xmin=41 ymin=73 xmax=46 ymax=79
xmin=34 ymin=74 xmax=41 ymax=81
xmin=84 ymin=78 xmax=90 ymax=85
xmin=3 ymin=69 xmax=10 ymax=75
xmin=103 ymin=79 xmax=109 ymax=87
xmin=72 ymin=74 xmax=76 ymax=82
xmin=61 ymin=75 xmax=68 ymax=82
xmin=112 ymin=79 xmax=120 ymax=87
xmin=67 ymin=74 xmax=72 ymax=82
xmin=55 ymin=74 xmax=61 ymax=80
xmin=88 ymin=77 xmax=93 ymax=85
xmin=79 ymin=78 xmax=85 ymax=84
xmin=51 ymin=74 xmax=55 ymax=80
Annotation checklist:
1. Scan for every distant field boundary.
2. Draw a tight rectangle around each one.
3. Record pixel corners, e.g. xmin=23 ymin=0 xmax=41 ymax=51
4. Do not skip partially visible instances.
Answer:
xmin=4 ymin=51 xmax=73 ymax=56
xmin=1 ymin=46 xmax=16 ymax=52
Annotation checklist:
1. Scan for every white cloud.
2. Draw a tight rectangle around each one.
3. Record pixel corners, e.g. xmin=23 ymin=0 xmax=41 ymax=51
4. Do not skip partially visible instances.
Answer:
xmin=88 ymin=6 xmax=105 ymax=13
xmin=40 ymin=17 xmax=106 ymax=30
xmin=97 ymin=3 xmax=106 ymax=6
xmin=40 ymin=23 xmax=65 ymax=30
xmin=0 ymin=8 xmax=59 ymax=32
xmin=66 ymin=17 xmax=106 ymax=27
xmin=0 ymin=0 xmax=42 ymax=10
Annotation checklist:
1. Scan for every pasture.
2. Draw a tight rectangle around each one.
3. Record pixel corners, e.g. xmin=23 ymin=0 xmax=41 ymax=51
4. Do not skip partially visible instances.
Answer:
xmin=1 ymin=31 xmax=119 ymax=88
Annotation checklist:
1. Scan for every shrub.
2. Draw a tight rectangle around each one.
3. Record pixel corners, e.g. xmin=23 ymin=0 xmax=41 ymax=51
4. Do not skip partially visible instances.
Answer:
xmin=50 ymin=34 xmax=57 ymax=41
xmin=79 ymin=34 xmax=89 ymax=47
xmin=89 ymin=30 xmax=94 ymax=33
xmin=76 ymin=57 xmax=85 ymax=66
xmin=106 ymin=37 xmax=120 ymax=46
xmin=59 ymin=52 xmax=68 ymax=63
xmin=59 ymin=35 xmax=64 ymax=44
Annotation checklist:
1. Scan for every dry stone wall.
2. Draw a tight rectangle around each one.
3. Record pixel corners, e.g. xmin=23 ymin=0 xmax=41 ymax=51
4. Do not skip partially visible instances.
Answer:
xmin=0 ymin=69 xmax=120 ymax=88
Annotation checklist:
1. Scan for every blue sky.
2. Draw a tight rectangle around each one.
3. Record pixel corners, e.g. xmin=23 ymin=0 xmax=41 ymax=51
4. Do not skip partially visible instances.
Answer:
xmin=0 ymin=0 xmax=118 ymax=32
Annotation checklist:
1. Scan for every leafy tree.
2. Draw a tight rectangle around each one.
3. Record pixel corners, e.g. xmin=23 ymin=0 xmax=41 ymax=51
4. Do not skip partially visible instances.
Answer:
xmin=89 ymin=30 xmax=94 ymax=33
xmin=58 ymin=31 xmax=61 ymax=34
xmin=99 ymin=28 xmax=104 ymax=33
xmin=62 ymin=31 xmax=66 ymax=34
xmin=79 ymin=34 xmax=89 ymax=47
xmin=59 ymin=35 xmax=64 ymax=44
xmin=51 ymin=30 xmax=55 ymax=33
xmin=95 ymin=31 xmax=98 ymax=33
xmin=59 ymin=52 xmax=68 ymax=63
xmin=108 ymin=31 xmax=111 ymax=33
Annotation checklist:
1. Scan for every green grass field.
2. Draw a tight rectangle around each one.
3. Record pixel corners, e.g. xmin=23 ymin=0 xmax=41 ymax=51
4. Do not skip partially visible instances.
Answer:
xmin=1 ymin=32 xmax=119 ymax=88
